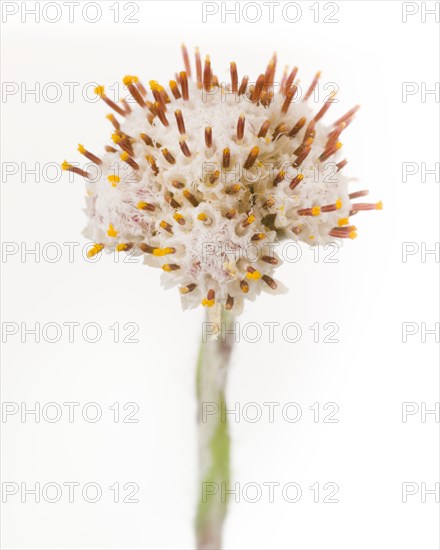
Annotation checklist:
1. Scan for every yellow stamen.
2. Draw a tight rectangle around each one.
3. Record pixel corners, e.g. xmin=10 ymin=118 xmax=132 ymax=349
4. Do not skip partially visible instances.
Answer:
xmin=349 ymin=231 xmax=358 ymax=239
xmin=116 ymin=243 xmax=129 ymax=252
xmin=137 ymin=201 xmax=154 ymax=210
xmin=94 ymin=85 xmax=104 ymax=96
xmin=77 ymin=144 xmax=86 ymax=154
xmin=87 ymin=243 xmax=104 ymax=258
xmin=311 ymin=206 xmax=321 ymax=216
xmin=107 ymin=224 xmax=118 ymax=238
xmin=338 ymin=217 xmax=349 ymax=227
xmin=153 ymin=247 xmax=174 ymax=257
xmin=335 ymin=199 xmax=342 ymax=209
xmin=376 ymin=201 xmax=383 ymax=210
xmin=120 ymin=151 xmax=129 ymax=161
xmin=198 ymin=213 xmax=208 ymax=221
xmin=246 ymin=214 xmax=255 ymax=224
xmin=108 ymin=175 xmax=120 ymax=187
xmin=173 ymin=212 xmax=183 ymax=222
xmin=201 ymin=298 xmax=215 ymax=307
xmin=246 ymin=270 xmax=261 ymax=280
xmin=61 ymin=160 xmax=71 ymax=171
xmin=123 ymin=75 xmax=139 ymax=85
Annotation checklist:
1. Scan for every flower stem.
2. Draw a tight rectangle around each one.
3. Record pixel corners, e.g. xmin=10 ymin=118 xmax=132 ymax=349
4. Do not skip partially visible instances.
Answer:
xmin=195 ymin=309 xmax=234 ymax=550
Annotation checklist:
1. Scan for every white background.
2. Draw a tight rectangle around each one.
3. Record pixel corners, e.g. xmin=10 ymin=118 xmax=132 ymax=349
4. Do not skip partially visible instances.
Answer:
xmin=1 ymin=1 xmax=439 ymax=549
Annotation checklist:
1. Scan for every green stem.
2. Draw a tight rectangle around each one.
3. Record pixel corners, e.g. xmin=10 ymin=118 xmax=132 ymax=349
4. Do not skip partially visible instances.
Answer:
xmin=195 ymin=309 xmax=235 ymax=550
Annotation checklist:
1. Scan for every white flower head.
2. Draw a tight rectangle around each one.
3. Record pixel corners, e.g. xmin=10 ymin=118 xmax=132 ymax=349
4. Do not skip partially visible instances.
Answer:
xmin=63 ymin=46 xmax=381 ymax=314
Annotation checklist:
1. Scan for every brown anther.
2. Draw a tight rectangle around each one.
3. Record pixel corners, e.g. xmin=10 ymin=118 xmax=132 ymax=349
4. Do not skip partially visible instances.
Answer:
xmin=294 ymin=137 xmax=313 ymax=156
xmin=180 ymin=283 xmax=197 ymax=294
xmin=260 ymin=91 xmax=273 ymax=107
xmin=240 ymin=280 xmax=249 ymax=293
xmin=183 ymin=189 xmax=199 ymax=207
xmin=283 ymin=66 xmax=298 ymax=94
xmin=289 ymin=173 xmax=304 ymax=190
xmin=222 ymin=148 xmax=231 ymax=169
xmin=162 ymin=148 xmax=176 ymax=164
xmin=230 ymin=62 xmax=238 ymax=92
xmin=139 ymin=243 xmax=154 ymax=254
xmin=125 ymin=81 xmax=145 ymax=108
xmin=314 ymin=91 xmax=337 ymax=122
xmin=146 ymin=155 xmax=159 ymax=176
xmin=273 ymin=170 xmax=286 ymax=186
xmin=62 ymin=163 xmax=90 ymax=179
xmin=293 ymin=146 xmax=312 ymax=168
xmin=251 ymin=74 xmax=265 ymax=102
xmin=242 ymin=213 xmax=255 ymax=228
xmin=203 ymin=56 xmax=212 ymax=92
xmin=159 ymin=220 xmax=173 ymax=234
xmin=243 ymin=146 xmax=259 ymax=170
xmin=326 ymin=122 xmax=346 ymax=150
xmin=292 ymin=226 xmax=302 ymax=235
xmin=174 ymin=110 xmax=186 ymax=134
xmin=181 ymin=43 xmax=191 ymax=77
xmin=105 ymin=145 xmax=117 ymax=153
xmin=205 ymin=126 xmax=212 ymax=148
xmin=137 ymin=202 xmax=156 ymax=212
xmin=304 ymin=71 xmax=321 ymax=101
xmin=168 ymin=195 xmax=181 ymax=209
xmin=333 ymin=105 xmax=360 ymax=126
xmin=145 ymin=101 xmax=157 ymax=117
xmin=140 ymin=133 xmax=154 ymax=147
xmin=162 ymin=263 xmax=180 ymax=272
xmin=179 ymin=139 xmax=192 ymax=157
xmin=264 ymin=54 xmax=277 ymax=90
xmin=78 ymin=145 xmax=102 ymax=165
xmin=171 ymin=180 xmax=185 ymax=189
xmin=336 ymin=159 xmax=348 ymax=172
xmin=224 ymin=209 xmax=236 ymax=219
xmin=257 ymin=120 xmax=271 ymax=138
xmin=180 ymin=71 xmax=189 ymax=100
xmin=288 ymin=116 xmax=307 ymax=138
xmin=261 ymin=255 xmax=278 ymax=265
xmin=304 ymin=120 xmax=316 ymax=142
xmin=195 ymin=48 xmax=202 ymax=88
xmin=225 ymin=184 xmax=240 ymax=195
xmin=319 ymin=143 xmax=341 ymax=163
xmin=207 ymin=289 xmax=215 ymax=301
xmin=272 ymin=123 xmax=288 ymax=141
xmin=225 ymin=295 xmax=234 ymax=310
xmin=251 ymin=233 xmax=266 ymax=241
xmin=349 ymin=190 xmax=369 ymax=200
xmin=281 ymin=84 xmax=298 ymax=114
xmin=95 ymin=87 xmax=126 ymax=116
xmin=154 ymin=102 xmax=169 ymax=127
xmin=237 ymin=115 xmax=245 ymax=140
xmin=238 ymin=75 xmax=249 ymax=96
xmin=262 ymin=274 xmax=277 ymax=289
xmin=169 ymin=80 xmax=182 ymax=100
xmin=209 ymin=170 xmax=220 ymax=184
xmin=121 ymin=153 xmax=139 ymax=171
xmin=173 ymin=212 xmax=186 ymax=225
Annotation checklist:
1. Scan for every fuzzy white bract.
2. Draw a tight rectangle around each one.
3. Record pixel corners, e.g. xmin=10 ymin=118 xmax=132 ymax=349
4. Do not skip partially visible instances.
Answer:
xmin=63 ymin=47 xmax=381 ymax=313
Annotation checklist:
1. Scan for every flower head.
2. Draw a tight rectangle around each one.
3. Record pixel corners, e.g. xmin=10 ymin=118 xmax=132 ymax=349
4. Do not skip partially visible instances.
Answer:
xmin=63 ymin=45 xmax=381 ymax=314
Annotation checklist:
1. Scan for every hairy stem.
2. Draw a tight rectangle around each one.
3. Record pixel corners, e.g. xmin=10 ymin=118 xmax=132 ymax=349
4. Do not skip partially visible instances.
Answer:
xmin=195 ymin=309 xmax=235 ymax=550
